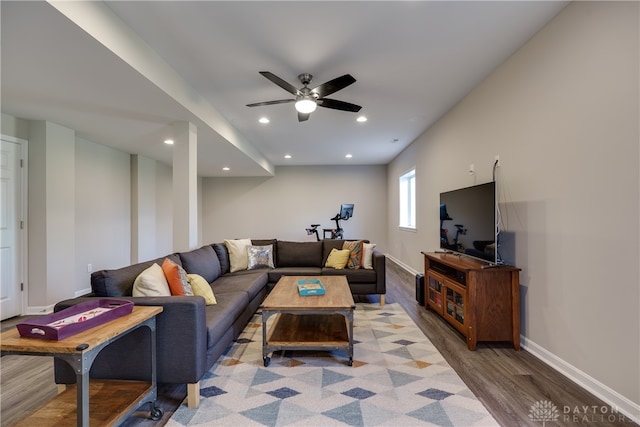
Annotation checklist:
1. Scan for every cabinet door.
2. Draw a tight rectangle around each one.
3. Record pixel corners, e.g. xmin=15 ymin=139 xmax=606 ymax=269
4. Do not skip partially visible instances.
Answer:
xmin=426 ymin=271 xmax=445 ymax=313
xmin=443 ymin=281 xmax=467 ymax=335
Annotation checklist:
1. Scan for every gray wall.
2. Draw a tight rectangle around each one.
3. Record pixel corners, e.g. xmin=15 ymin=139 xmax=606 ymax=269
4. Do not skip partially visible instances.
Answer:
xmin=387 ymin=1 xmax=639 ymax=408
xmin=202 ymin=165 xmax=387 ymax=248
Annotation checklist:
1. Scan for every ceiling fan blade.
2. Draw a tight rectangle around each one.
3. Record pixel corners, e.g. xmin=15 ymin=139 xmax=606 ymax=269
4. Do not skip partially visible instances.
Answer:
xmin=311 ymin=74 xmax=356 ymax=98
xmin=246 ymin=99 xmax=294 ymax=107
xmin=298 ymin=112 xmax=310 ymax=122
xmin=317 ymin=98 xmax=362 ymax=112
xmin=259 ymin=71 xmax=301 ymax=96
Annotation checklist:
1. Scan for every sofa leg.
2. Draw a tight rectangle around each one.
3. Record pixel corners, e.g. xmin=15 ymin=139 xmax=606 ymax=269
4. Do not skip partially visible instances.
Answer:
xmin=380 ymin=294 xmax=385 ymax=306
xmin=187 ymin=382 xmax=201 ymax=408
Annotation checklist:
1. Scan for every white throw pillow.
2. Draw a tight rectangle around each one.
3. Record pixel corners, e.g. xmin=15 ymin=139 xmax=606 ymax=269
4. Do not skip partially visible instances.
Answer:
xmin=362 ymin=243 xmax=377 ymax=269
xmin=132 ymin=263 xmax=171 ymax=296
xmin=224 ymin=238 xmax=252 ymax=273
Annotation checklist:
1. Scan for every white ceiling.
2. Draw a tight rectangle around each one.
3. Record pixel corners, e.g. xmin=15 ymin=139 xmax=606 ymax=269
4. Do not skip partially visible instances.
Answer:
xmin=1 ymin=1 xmax=568 ymax=177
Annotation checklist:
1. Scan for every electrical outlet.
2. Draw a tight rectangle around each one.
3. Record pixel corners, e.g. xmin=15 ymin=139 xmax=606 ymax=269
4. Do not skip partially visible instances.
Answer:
xmin=87 ymin=264 xmax=92 ymax=273
xmin=494 ymin=155 xmax=500 ymax=167
xmin=469 ymin=163 xmax=475 ymax=174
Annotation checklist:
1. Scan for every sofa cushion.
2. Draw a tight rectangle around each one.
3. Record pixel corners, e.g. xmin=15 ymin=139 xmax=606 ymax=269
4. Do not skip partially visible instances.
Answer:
xmin=247 ymin=245 xmax=275 ymax=270
xmin=132 ymin=263 xmax=171 ymax=297
xmin=212 ymin=243 xmax=230 ymax=275
xmin=342 ymin=240 xmax=364 ymax=269
xmin=179 ymin=245 xmax=221 ymax=284
xmin=321 ymin=267 xmax=377 ymax=283
xmin=362 ymin=243 xmax=377 ymax=269
xmin=225 ymin=238 xmax=253 ymax=272
xmin=204 ymin=291 xmax=250 ymax=349
xmin=213 ymin=271 xmax=268 ymax=301
xmin=322 ymin=239 xmax=345 ymax=264
xmin=325 ymin=248 xmax=351 ymax=269
xmin=188 ymin=274 xmax=217 ymax=305
xmin=91 ymin=254 xmax=182 ymax=297
xmin=162 ymin=258 xmax=193 ymax=296
xmin=251 ymin=239 xmax=277 ymax=262
xmin=277 ymin=240 xmax=323 ymax=268
xmin=267 ymin=267 xmax=323 ymax=284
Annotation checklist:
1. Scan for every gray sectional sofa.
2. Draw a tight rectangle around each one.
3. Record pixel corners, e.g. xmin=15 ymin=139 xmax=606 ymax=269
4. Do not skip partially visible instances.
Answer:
xmin=54 ymin=238 xmax=385 ymax=408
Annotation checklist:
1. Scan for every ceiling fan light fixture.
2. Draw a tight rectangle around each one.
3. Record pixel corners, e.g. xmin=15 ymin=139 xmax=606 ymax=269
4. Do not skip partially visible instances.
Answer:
xmin=295 ymin=96 xmax=317 ymax=114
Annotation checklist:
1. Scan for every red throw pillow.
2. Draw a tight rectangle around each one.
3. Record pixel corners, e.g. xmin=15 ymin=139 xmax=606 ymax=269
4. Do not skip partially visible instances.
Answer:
xmin=162 ymin=258 xmax=192 ymax=296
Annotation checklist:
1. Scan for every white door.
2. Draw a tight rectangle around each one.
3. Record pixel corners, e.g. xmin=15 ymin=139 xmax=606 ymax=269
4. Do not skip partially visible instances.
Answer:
xmin=0 ymin=138 xmax=23 ymax=320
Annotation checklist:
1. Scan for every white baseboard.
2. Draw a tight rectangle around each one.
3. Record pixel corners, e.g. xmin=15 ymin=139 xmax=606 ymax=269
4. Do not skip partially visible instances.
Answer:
xmin=386 ymin=255 xmax=639 ymax=423
xmin=75 ymin=287 xmax=92 ymax=297
xmin=25 ymin=304 xmax=55 ymax=316
xmin=521 ymin=336 xmax=640 ymax=424
xmin=385 ymin=254 xmax=421 ymax=276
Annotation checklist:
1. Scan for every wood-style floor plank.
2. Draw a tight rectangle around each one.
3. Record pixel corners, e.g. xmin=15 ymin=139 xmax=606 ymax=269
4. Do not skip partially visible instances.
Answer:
xmin=2 ymin=260 xmax=638 ymax=426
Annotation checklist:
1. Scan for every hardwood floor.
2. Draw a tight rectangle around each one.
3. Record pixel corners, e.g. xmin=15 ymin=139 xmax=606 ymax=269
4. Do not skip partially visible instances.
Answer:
xmin=2 ymin=261 xmax=638 ymax=426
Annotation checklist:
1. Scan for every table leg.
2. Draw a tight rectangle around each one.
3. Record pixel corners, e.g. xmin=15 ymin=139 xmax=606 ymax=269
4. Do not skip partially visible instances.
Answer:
xmin=347 ymin=308 xmax=354 ymax=366
xmin=262 ymin=310 xmax=269 ymax=366
xmin=76 ymin=371 xmax=89 ymax=427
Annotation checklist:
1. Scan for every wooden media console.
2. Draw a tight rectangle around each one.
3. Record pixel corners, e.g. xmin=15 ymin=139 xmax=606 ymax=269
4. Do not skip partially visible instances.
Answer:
xmin=422 ymin=252 xmax=521 ymax=350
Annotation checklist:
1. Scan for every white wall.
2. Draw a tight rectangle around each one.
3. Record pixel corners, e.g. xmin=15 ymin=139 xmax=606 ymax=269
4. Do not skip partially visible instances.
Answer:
xmin=1 ymin=114 xmax=176 ymax=307
xmin=75 ymin=137 xmax=130 ymax=293
xmin=131 ymin=155 xmax=157 ymax=263
xmin=202 ymin=165 xmax=388 ymax=248
xmin=387 ymin=1 xmax=639 ymax=411
xmin=28 ymin=120 xmax=75 ymax=307
xmin=154 ymin=161 xmax=174 ymax=255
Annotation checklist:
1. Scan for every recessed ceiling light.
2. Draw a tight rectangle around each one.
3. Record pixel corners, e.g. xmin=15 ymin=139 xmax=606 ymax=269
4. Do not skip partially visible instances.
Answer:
xmin=258 ymin=117 xmax=270 ymax=124
xmin=345 ymin=154 xmax=353 ymax=159
xmin=284 ymin=154 xmax=292 ymax=159
xmin=356 ymin=116 xmax=367 ymax=123
xmin=164 ymin=139 xmax=174 ymax=145
xmin=222 ymin=167 xmax=230 ymax=171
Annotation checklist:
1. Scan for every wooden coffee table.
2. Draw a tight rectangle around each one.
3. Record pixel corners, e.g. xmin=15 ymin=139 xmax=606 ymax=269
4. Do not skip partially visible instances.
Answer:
xmin=261 ymin=276 xmax=355 ymax=367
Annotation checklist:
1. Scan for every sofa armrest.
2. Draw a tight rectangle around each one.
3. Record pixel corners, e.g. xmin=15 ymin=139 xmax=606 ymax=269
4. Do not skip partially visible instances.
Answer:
xmin=372 ymin=249 xmax=386 ymax=294
xmin=54 ymin=295 xmax=208 ymax=385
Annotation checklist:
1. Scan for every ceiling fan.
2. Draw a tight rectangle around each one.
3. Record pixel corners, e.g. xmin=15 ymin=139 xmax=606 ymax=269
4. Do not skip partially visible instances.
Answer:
xmin=247 ymin=71 xmax=362 ymax=122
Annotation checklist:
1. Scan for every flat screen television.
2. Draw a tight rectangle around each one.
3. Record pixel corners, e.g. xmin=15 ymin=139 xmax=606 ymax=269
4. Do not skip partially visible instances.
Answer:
xmin=439 ymin=181 xmax=498 ymax=264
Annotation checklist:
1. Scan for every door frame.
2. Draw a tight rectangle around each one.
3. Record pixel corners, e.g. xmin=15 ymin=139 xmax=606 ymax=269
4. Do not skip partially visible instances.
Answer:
xmin=1 ymin=134 xmax=28 ymax=317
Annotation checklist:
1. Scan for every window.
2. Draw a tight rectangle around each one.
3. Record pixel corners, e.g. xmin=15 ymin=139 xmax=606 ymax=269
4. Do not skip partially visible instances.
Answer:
xmin=399 ymin=168 xmax=416 ymax=229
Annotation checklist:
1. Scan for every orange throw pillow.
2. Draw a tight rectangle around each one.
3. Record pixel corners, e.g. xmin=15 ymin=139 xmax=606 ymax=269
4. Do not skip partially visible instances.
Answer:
xmin=162 ymin=258 xmax=193 ymax=296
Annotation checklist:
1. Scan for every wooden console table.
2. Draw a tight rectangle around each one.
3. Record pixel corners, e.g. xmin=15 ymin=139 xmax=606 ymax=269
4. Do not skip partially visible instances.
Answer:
xmin=422 ymin=252 xmax=521 ymax=350
xmin=1 ymin=305 xmax=163 ymax=427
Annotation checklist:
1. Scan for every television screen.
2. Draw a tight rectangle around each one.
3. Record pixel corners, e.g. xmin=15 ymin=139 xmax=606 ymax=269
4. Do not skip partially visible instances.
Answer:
xmin=439 ymin=182 xmax=497 ymax=263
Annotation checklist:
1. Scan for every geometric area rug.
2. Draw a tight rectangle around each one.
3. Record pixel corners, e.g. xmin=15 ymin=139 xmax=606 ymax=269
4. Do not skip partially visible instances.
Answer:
xmin=167 ymin=303 xmax=499 ymax=427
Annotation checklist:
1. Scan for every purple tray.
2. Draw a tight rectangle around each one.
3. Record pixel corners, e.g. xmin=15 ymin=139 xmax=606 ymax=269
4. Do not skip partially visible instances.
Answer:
xmin=17 ymin=299 xmax=134 ymax=341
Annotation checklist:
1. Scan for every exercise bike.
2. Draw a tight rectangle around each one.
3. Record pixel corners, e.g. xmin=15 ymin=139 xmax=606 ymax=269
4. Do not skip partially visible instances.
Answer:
xmin=306 ymin=224 xmax=321 ymax=241
xmin=306 ymin=204 xmax=354 ymax=241
xmin=305 ymin=215 xmax=345 ymax=240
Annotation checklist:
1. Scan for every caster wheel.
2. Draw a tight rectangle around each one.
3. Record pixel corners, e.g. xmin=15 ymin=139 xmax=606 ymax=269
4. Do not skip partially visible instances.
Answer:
xmin=263 ymin=356 xmax=270 ymax=367
xmin=348 ymin=358 xmax=353 ymax=366
xmin=150 ymin=406 xmax=164 ymax=421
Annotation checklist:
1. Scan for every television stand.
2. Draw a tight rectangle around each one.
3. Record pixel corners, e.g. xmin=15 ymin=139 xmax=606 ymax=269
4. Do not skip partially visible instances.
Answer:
xmin=422 ymin=252 xmax=521 ymax=350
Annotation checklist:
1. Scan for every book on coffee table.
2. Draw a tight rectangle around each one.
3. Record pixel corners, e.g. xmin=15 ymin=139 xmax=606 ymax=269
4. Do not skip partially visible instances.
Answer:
xmin=297 ymin=279 xmax=325 ymax=296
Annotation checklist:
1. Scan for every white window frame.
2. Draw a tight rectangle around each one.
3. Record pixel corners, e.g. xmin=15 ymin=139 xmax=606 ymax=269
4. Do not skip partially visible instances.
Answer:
xmin=399 ymin=168 xmax=416 ymax=230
